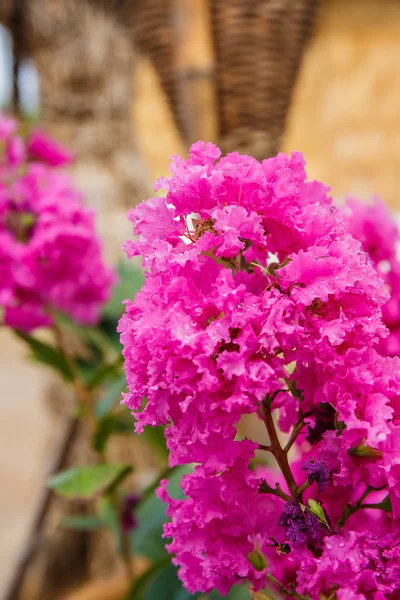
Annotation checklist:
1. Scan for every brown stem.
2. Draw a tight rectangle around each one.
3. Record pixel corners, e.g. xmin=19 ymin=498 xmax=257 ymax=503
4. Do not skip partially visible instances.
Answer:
xmin=296 ymin=479 xmax=312 ymax=499
xmin=259 ymin=480 xmax=291 ymax=502
xmin=120 ymin=517 xmax=135 ymax=581
xmin=258 ymin=443 xmax=272 ymax=452
xmin=3 ymin=417 xmax=80 ymax=600
xmin=337 ymin=486 xmax=373 ymax=529
xmin=52 ymin=319 xmax=96 ymax=432
xmin=261 ymin=400 xmax=298 ymax=498
xmin=54 ymin=318 xmax=134 ymax=582
xmin=103 ymin=478 xmax=134 ymax=581
xmin=266 ymin=573 xmax=311 ymax=599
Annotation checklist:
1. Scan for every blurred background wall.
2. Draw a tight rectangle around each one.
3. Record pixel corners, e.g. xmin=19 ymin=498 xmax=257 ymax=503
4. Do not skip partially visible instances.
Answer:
xmin=283 ymin=0 xmax=400 ymax=208
xmin=1 ymin=0 xmax=400 ymax=595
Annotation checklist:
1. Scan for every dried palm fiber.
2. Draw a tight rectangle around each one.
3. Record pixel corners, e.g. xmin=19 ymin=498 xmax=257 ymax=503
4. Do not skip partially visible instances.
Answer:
xmin=0 ymin=0 xmax=12 ymax=23
xmin=8 ymin=0 xmax=25 ymax=111
xmin=72 ymin=0 xmax=188 ymax=144
xmin=127 ymin=0 xmax=190 ymax=143
xmin=209 ymin=0 xmax=320 ymax=160
xmin=5 ymin=0 xmax=149 ymax=211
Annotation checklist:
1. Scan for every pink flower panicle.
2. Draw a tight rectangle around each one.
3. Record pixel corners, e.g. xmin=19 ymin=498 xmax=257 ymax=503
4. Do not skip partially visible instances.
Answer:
xmin=297 ymin=531 xmax=400 ymax=599
xmin=120 ymin=141 xmax=400 ymax=598
xmin=0 ymin=114 xmax=114 ymax=331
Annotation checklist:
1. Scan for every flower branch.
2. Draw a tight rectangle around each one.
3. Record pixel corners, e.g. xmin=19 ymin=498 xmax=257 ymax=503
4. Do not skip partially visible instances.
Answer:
xmin=261 ymin=397 xmax=298 ymax=499
xmin=284 ymin=413 xmax=308 ymax=454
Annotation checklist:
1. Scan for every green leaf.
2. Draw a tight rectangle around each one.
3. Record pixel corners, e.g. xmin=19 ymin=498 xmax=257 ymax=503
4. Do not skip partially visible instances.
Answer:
xmin=131 ymin=494 xmax=168 ymax=562
xmin=56 ymin=313 xmax=117 ymax=358
xmin=379 ymin=495 xmax=392 ymax=512
xmin=92 ymin=414 xmax=134 ymax=454
xmin=126 ymin=559 xmax=201 ymax=600
xmin=48 ymin=463 xmax=132 ymax=499
xmin=96 ymin=397 xmax=168 ymax=460
xmin=103 ymin=261 xmax=144 ymax=320
xmin=15 ymin=331 xmax=73 ymax=380
xmin=141 ymin=425 xmax=168 ymax=461
xmin=59 ymin=515 xmax=104 ymax=531
xmin=139 ymin=465 xmax=179 ymax=505
xmin=210 ymin=586 xmax=251 ymax=599
xmin=97 ymin=496 xmax=122 ymax=550
xmin=247 ymin=546 xmax=267 ymax=571
xmin=363 ymin=495 xmax=392 ymax=513
xmin=144 ymin=562 xmax=201 ymax=600
xmin=98 ymin=317 xmax=122 ymax=353
xmin=250 ymin=593 xmax=274 ymax=600
xmin=131 ymin=465 xmax=192 ymax=561
xmin=92 ymin=416 xmax=119 ymax=454
xmin=132 ymin=398 xmax=168 ymax=460
xmin=125 ymin=557 xmax=170 ymax=600
xmin=95 ymin=374 xmax=127 ymax=419
xmin=286 ymin=378 xmax=303 ymax=400
xmin=307 ymin=499 xmax=332 ymax=531
xmin=87 ymin=356 xmax=124 ymax=390
xmin=348 ymin=441 xmax=382 ymax=458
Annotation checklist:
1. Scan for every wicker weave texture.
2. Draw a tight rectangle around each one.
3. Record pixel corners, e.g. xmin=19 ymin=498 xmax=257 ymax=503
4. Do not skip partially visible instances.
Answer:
xmin=209 ymin=0 xmax=320 ymax=159
xmin=130 ymin=0 xmax=190 ymax=142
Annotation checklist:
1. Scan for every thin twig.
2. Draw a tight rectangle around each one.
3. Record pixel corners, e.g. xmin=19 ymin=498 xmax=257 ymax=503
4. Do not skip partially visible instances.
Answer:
xmin=296 ymin=479 xmax=312 ymax=499
xmin=8 ymin=318 xmax=134 ymax=596
xmin=337 ymin=485 xmax=373 ymax=528
xmin=52 ymin=318 xmax=96 ymax=432
xmin=258 ymin=443 xmax=273 ymax=452
xmin=266 ymin=573 xmax=311 ymax=599
xmin=284 ymin=416 xmax=306 ymax=454
xmin=259 ymin=480 xmax=291 ymax=502
xmin=120 ymin=519 xmax=134 ymax=581
xmin=52 ymin=320 xmax=134 ymax=583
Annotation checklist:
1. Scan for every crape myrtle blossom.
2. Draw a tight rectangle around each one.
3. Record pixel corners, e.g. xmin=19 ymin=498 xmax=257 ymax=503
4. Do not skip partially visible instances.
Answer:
xmin=0 ymin=114 xmax=114 ymax=331
xmin=297 ymin=531 xmax=400 ymax=600
xmin=119 ymin=141 xmax=400 ymax=598
xmin=342 ymin=197 xmax=400 ymax=357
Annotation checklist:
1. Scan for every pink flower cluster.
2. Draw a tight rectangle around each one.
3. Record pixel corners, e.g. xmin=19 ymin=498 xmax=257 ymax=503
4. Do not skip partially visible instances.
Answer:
xmin=0 ymin=115 xmax=114 ymax=331
xmin=119 ymin=142 xmax=400 ymax=599
xmin=343 ymin=198 xmax=400 ymax=358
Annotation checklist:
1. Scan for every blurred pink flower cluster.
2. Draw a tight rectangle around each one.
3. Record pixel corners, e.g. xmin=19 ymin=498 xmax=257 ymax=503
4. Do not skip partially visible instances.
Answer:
xmin=120 ymin=142 xmax=400 ymax=599
xmin=0 ymin=114 xmax=114 ymax=331
xmin=343 ymin=197 xmax=400 ymax=358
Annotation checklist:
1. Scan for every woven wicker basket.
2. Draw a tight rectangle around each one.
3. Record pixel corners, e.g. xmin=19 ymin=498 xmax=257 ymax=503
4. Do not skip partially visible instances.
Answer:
xmin=132 ymin=0 xmax=319 ymax=157
xmin=209 ymin=0 xmax=320 ymax=158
